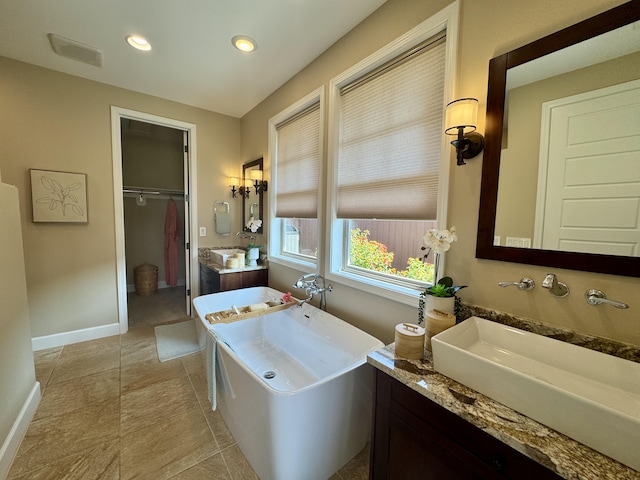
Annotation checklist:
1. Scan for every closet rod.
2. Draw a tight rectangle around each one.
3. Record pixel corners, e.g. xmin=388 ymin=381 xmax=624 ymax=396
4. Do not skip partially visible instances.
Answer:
xmin=123 ymin=185 xmax=185 ymax=196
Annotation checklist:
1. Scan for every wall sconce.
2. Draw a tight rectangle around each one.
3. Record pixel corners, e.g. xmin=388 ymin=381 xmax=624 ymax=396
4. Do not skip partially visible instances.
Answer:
xmin=444 ymin=98 xmax=484 ymax=166
xmin=249 ymin=169 xmax=268 ymax=194
xmin=229 ymin=176 xmax=240 ymax=197
xmin=229 ymin=176 xmax=250 ymax=198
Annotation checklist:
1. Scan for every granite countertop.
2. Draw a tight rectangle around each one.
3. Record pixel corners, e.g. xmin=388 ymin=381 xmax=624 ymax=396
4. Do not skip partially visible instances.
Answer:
xmin=368 ymin=343 xmax=640 ymax=480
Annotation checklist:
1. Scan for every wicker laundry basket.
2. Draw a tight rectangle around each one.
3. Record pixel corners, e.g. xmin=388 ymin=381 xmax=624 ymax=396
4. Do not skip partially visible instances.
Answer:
xmin=134 ymin=264 xmax=158 ymax=296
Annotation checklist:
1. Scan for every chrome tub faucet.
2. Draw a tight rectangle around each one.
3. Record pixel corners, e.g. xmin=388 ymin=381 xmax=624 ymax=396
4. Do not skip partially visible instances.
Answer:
xmin=293 ymin=273 xmax=333 ymax=310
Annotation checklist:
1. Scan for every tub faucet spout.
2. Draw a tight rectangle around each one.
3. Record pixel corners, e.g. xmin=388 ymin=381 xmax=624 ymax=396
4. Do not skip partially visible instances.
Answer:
xmin=293 ymin=273 xmax=333 ymax=310
xmin=296 ymin=291 xmax=315 ymax=307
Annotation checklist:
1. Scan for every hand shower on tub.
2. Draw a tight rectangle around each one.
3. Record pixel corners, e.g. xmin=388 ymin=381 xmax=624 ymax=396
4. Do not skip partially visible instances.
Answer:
xmin=293 ymin=273 xmax=332 ymax=311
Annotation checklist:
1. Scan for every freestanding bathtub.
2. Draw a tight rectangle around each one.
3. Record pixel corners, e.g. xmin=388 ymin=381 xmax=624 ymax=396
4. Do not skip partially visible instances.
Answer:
xmin=193 ymin=286 xmax=384 ymax=480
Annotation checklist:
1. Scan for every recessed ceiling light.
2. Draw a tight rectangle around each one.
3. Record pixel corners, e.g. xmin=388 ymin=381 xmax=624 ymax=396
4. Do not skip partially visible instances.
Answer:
xmin=231 ymin=35 xmax=257 ymax=52
xmin=125 ymin=35 xmax=152 ymax=51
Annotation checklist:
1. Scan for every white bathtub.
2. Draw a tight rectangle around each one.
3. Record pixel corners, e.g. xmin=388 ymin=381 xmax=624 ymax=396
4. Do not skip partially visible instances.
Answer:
xmin=193 ymin=287 xmax=384 ymax=480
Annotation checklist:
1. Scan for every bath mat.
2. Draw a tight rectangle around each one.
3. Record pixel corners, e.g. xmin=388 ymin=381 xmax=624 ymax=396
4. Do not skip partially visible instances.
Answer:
xmin=154 ymin=320 xmax=202 ymax=362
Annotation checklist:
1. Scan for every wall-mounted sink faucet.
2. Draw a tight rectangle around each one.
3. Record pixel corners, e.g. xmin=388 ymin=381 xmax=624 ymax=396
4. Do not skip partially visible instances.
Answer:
xmin=541 ymin=273 xmax=569 ymax=297
xmin=293 ymin=273 xmax=333 ymax=311
xmin=498 ymin=277 xmax=535 ymax=291
xmin=236 ymin=231 xmax=256 ymax=241
xmin=584 ymin=289 xmax=629 ymax=309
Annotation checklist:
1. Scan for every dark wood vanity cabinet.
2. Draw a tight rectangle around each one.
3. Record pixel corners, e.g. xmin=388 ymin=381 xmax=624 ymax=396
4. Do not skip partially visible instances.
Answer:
xmin=199 ymin=263 xmax=267 ymax=295
xmin=370 ymin=369 xmax=562 ymax=480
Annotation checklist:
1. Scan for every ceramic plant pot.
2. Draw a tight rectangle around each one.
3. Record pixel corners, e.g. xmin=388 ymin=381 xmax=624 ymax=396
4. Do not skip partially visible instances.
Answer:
xmin=246 ymin=247 xmax=260 ymax=266
xmin=423 ymin=295 xmax=454 ymax=316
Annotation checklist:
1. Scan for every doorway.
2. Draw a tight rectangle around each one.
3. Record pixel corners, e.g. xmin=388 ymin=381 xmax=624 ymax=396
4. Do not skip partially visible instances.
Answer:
xmin=111 ymin=107 xmax=199 ymax=334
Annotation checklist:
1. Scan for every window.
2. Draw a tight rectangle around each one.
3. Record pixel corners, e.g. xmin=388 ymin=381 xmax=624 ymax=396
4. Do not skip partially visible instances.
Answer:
xmin=348 ymin=219 xmax=437 ymax=283
xmin=268 ymin=88 xmax=323 ymax=268
xmin=326 ymin=7 xmax=457 ymax=305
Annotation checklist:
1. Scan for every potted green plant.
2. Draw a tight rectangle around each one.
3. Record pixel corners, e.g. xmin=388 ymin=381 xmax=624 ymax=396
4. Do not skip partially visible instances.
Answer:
xmin=418 ymin=276 xmax=467 ymax=323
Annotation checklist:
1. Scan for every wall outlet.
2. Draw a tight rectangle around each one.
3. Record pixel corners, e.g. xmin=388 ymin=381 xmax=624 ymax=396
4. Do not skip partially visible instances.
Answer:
xmin=506 ymin=237 xmax=531 ymax=248
xmin=199 ymin=227 xmax=206 ymax=237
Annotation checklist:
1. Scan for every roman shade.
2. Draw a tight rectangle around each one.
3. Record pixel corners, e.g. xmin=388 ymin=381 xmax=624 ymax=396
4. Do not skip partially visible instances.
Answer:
xmin=274 ymin=103 xmax=321 ymax=218
xmin=336 ymin=34 xmax=446 ymax=220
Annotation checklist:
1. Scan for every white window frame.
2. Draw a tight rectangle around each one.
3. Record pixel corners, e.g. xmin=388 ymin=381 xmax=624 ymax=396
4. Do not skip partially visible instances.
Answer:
xmin=268 ymin=86 xmax=324 ymax=273
xmin=325 ymin=2 xmax=460 ymax=307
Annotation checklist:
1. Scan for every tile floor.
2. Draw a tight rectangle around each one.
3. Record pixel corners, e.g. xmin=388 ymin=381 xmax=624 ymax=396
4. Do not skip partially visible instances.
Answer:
xmin=127 ymin=286 xmax=191 ymax=329
xmin=7 ymin=325 xmax=370 ymax=480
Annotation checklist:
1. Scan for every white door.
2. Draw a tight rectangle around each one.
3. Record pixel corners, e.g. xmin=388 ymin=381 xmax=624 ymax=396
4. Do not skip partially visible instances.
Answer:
xmin=534 ymin=80 xmax=640 ymax=256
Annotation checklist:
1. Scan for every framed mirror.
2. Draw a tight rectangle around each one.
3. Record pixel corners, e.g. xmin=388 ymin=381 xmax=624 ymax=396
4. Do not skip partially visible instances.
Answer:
xmin=242 ymin=157 xmax=264 ymax=234
xmin=477 ymin=1 xmax=640 ymax=277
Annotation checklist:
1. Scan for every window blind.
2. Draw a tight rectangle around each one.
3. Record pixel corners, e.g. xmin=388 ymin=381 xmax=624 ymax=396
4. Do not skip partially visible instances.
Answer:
xmin=336 ymin=34 xmax=446 ymax=220
xmin=275 ymin=103 xmax=321 ymax=218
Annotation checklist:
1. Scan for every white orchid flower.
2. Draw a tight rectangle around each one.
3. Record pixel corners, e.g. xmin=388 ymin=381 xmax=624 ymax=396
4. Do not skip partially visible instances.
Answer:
xmin=246 ymin=218 xmax=262 ymax=233
xmin=422 ymin=226 xmax=457 ymax=254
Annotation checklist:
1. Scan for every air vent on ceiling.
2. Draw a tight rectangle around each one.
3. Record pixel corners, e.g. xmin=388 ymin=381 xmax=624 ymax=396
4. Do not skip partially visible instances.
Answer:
xmin=48 ymin=33 xmax=103 ymax=67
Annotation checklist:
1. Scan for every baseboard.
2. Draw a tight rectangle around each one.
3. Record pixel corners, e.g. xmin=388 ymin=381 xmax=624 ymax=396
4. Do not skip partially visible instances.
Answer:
xmin=0 ymin=382 xmax=40 ymax=480
xmin=127 ymin=278 xmax=186 ymax=293
xmin=31 ymin=323 xmax=121 ymax=351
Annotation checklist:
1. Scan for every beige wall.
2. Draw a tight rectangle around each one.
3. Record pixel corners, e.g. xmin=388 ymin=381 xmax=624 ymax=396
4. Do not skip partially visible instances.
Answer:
xmin=241 ymin=0 xmax=640 ymax=346
xmin=0 ymin=181 xmax=37 ymax=463
xmin=0 ymin=56 xmax=242 ymax=338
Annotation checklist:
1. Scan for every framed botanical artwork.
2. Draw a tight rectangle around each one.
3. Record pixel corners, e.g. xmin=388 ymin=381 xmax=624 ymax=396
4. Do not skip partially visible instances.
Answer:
xmin=30 ymin=169 xmax=88 ymax=223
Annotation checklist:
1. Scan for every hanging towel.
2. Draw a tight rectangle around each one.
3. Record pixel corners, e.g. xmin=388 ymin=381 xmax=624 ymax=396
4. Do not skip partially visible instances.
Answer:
xmin=164 ymin=198 xmax=181 ymax=287
xmin=215 ymin=212 xmax=231 ymax=235
xmin=205 ymin=328 xmax=235 ymax=411
xmin=205 ymin=327 xmax=238 ymax=411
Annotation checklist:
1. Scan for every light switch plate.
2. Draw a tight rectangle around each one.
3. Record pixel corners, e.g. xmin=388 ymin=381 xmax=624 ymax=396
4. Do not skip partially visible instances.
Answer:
xmin=199 ymin=227 xmax=206 ymax=237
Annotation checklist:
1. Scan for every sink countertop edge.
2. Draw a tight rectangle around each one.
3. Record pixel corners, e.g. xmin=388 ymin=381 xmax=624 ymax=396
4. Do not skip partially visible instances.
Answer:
xmin=199 ymin=257 xmax=267 ymax=274
xmin=367 ymin=344 xmax=640 ymax=480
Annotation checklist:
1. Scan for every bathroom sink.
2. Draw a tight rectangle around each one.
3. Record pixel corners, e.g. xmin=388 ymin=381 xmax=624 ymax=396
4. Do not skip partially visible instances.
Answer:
xmin=431 ymin=317 xmax=640 ymax=471
xmin=210 ymin=249 xmax=246 ymax=266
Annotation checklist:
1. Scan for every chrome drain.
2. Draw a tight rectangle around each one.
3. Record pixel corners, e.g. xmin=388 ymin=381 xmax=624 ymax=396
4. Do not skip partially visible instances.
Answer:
xmin=263 ymin=371 xmax=276 ymax=379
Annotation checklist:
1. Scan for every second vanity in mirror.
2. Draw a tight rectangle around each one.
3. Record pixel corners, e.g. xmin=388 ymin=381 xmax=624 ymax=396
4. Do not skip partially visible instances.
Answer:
xmin=242 ymin=157 xmax=265 ymax=235
xmin=476 ymin=1 xmax=640 ymax=277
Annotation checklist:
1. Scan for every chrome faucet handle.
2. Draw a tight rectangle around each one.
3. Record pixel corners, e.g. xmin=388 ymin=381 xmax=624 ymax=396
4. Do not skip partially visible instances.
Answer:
xmin=541 ymin=273 xmax=569 ymax=297
xmin=498 ymin=277 xmax=535 ymax=291
xmin=584 ymin=289 xmax=629 ymax=309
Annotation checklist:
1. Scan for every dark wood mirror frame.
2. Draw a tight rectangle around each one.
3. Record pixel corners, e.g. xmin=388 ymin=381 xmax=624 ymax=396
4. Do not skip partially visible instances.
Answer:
xmin=242 ymin=157 xmax=264 ymax=235
xmin=476 ymin=1 xmax=640 ymax=278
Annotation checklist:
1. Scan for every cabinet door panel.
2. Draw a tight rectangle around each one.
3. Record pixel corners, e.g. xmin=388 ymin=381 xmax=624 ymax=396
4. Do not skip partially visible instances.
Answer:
xmin=242 ymin=269 xmax=268 ymax=287
xmin=220 ymin=273 xmax=243 ymax=291
xmin=388 ymin=412 xmax=470 ymax=480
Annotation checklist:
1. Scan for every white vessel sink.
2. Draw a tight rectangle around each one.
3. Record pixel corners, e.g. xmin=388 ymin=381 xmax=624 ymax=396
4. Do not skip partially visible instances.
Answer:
xmin=432 ymin=317 xmax=640 ymax=471
xmin=210 ymin=249 xmax=245 ymax=266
